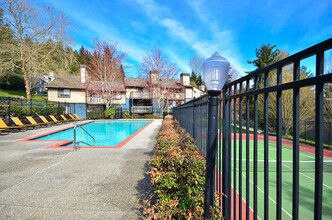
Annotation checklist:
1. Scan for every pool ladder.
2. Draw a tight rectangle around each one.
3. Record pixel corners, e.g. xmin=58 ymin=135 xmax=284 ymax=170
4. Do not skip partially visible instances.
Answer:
xmin=73 ymin=122 xmax=95 ymax=150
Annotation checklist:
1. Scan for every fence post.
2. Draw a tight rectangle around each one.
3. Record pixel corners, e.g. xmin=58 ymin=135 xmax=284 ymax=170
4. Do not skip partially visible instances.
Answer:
xmin=58 ymin=102 xmax=60 ymax=115
xmin=329 ymin=122 xmax=332 ymax=150
xmin=8 ymin=97 xmax=11 ymax=119
xmin=46 ymin=99 xmax=48 ymax=115
xmin=30 ymin=98 xmax=32 ymax=115
xmin=305 ymin=120 xmax=307 ymax=144
xmin=204 ymin=91 xmax=221 ymax=219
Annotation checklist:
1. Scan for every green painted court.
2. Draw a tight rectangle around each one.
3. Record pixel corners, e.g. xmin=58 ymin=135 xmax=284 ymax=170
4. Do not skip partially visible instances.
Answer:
xmin=216 ymin=139 xmax=332 ymax=219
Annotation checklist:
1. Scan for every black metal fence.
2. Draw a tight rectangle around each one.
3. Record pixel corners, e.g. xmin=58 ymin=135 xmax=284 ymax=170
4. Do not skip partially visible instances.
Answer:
xmin=0 ymin=96 xmax=68 ymax=119
xmin=173 ymin=38 xmax=332 ymax=219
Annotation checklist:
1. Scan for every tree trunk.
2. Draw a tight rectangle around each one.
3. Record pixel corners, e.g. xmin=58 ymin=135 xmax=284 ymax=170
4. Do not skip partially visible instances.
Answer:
xmin=22 ymin=67 xmax=31 ymax=99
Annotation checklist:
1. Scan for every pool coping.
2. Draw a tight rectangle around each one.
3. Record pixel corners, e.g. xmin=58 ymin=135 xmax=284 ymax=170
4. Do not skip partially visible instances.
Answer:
xmin=17 ymin=120 xmax=154 ymax=149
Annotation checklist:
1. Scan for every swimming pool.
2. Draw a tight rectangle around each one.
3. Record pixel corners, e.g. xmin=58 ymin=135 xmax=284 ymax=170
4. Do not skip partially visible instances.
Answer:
xmin=32 ymin=120 xmax=151 ymax=147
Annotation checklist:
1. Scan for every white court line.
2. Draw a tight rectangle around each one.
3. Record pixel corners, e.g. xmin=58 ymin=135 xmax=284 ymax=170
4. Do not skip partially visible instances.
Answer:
xmin=0 ymin=151 xmax=72 ymax=195
xmin=239 ymin=171 xmax=293 ymax=219
xmin=256 ymin=151 xmax=332 ymax=190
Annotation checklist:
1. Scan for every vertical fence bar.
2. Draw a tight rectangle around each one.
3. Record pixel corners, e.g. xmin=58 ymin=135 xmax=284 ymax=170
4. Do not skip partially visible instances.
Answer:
xmin=46 ymin=99 xmax=48 ymax=115
xmin=304 ymin=120 xmax=307 ymax=144
xmin=314 ymin=51 xmax=324 ymax=220
xmin=233 ymin=84 xmax=237 ymax=220
xmin=253 ymin=76 xmax=258 ymax=220
xmin=276 ymin=66 xmax=283 ymax=220
xmin=239 ymin=82 xmax=243 ymax=220
xmin=293 ymin=60 xmax=300 ymax=220
xmin=245 ymin=79 xmax=250 ymax=220
xmin=222 ymin=87 xmax=231 ymax=220
xmin=8 ymin=97 xmax=11 ymax=119
xmin=30 ymin=98 xmax=32 ymax=115
xmin=264 ymin=71 xmax=269 ymax=219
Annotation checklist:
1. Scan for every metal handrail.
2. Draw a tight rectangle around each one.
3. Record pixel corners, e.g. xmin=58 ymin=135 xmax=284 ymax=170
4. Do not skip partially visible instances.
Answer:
xmin=73 ymin=122 xmax=95 ymax=150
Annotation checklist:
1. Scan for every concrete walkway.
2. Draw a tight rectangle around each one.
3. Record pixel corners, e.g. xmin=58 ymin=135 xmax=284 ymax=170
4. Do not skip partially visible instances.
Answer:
xmin=0 ymin=120 xmax=161 ymax=219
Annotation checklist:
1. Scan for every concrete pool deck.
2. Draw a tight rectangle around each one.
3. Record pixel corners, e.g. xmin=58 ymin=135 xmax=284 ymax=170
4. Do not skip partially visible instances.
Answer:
xmin=0 ymin=119 xmax=162 ymax=219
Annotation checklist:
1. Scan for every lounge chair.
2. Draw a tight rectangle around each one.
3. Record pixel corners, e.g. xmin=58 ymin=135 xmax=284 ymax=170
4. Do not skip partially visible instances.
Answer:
xmin=11 ymin=117 xmax=36 ymax=129
xmin=60 ymin=114 xmax=74 ymax=122
xmin=68 ymin=114 xmax=78 ymax=121
xmin=49 ymin=115 xmax=63 ymax=124
xmin=74 ymin=114 xmax=84 ymax=120
xmin=0 ymin=118 xmax=28 ymax=131
xmin=26 ymin=116 xmax=47 ymax=127
xmin=39 ymin=115 xmax=56 ymax=125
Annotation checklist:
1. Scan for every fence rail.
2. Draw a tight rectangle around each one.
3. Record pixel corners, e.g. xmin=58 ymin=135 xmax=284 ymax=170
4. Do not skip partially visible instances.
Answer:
xmin=173 ymin=38 xmax=332 ymax=219
xmin=0 ymin=96 xmax=68 ymax=119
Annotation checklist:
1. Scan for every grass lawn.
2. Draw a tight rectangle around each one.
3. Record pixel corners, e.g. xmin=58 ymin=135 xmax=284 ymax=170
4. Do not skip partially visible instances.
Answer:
xmin=0 ymin=89 xmax=26 ymax=98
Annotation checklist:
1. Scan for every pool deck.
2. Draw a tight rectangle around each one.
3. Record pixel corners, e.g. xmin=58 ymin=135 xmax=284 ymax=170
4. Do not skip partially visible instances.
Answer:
xmin=0 ymin=119 xmax=162 ymax=219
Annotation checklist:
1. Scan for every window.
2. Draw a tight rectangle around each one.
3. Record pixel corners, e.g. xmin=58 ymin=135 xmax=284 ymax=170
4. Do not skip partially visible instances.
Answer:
xmin=113 ymin=92 xmax=121 ymax=100
xmin=58 ymin=89 xmax=70 ymax=98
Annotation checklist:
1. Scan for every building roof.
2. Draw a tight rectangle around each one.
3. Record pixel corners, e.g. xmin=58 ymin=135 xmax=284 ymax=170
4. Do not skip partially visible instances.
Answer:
xmin=47 ymin=76 xmax=126 ymax=92
xmin=47 ymin=76 xmax=85 ymax=89
xmin=48 ymin=76 xmax=191 ymax=91
xmin=124 ymin=78 xmax=149 ymax=88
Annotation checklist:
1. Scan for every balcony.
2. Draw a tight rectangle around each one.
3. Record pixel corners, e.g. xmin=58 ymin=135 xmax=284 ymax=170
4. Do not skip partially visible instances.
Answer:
xmin=130 ymin=91 xmax=151 ymax=99
xmin=88 ymin=96 xmax=103 ymax=104
xmin=131 ymin=106 xmax=153 ymax=114
xmin=168 ymin=93 xmax=184 ymax=100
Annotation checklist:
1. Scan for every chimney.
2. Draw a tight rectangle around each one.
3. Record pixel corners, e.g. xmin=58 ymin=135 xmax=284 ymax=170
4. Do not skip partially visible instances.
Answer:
xmin=80 ymin=65 xmax=88 ymax=83
xmin=49 ymin=71 xmax=55 ymax=78
xmin=180 ymin=73 xmax=190 ymax=86
xmin=199 ymin=84 xmax=206 ymax=91
xmin=149 ymin=70 xmax=159 ymax=84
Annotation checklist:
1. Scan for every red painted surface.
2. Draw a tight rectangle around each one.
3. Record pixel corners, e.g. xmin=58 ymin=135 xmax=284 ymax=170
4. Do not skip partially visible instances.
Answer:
xmin=17 ymin=120 xmax=154 ymax=149
xmin=215 ymin=167 xmax=257 ymax=220
xmin=220 ymin=133 xmax=332 ymax=159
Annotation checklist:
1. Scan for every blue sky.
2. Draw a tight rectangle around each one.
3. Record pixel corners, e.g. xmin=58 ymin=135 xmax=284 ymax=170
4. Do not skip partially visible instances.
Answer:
xmin=43 ymin=0 xmax=332 ymax=78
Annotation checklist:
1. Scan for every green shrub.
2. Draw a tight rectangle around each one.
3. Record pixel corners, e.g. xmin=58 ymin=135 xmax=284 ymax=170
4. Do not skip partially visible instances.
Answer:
xmin=0 ymin=104 xmax=64 ymax=117
xmin=144 ymin=114 xmax=154 ymax=119
xmin=142 ymin=119 xmax=222 ymax=219
xmin=88 ymin=111 xmax=100 ymax=119
xmin=104 ymin=108 xmax=118 ymax=119
xmin=132 ymin=114 xmax=139 ymax=119
xmin=122 ymin=111 xmax=131 ymax=119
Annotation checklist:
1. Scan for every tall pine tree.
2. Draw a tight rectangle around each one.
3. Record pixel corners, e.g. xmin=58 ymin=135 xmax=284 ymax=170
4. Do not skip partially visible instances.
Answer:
xmin=247 ymin=43 xmax=280 ymax=70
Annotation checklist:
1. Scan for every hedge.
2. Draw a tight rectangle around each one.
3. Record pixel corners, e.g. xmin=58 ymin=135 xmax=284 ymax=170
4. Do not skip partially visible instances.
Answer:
xmin=142 ymin=119 xmax=221 ymax=219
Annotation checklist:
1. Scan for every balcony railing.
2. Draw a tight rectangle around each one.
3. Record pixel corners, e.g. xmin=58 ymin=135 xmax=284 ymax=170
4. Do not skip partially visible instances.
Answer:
xmin=168 ymin=93 xmax=184 ymax=100
xmin=130 ymin=91 xmax=151 ymax=99
xmin=88 ymin=97 xmax=102 ymax=104
xmin=131 ymin=106 xmax=153 ymax=114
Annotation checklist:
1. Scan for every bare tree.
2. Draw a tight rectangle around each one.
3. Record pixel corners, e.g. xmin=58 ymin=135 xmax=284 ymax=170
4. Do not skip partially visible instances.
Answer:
xmin=86 ymin=38 xmax=126 ymax=109
xmin=258 ymin=64 xmax=315 ymax=136
xmin=1 ymin=0 xmax=72 ymax=99
xmin=138 ymin=48 xmax=179 ymax=115
xmin=325 ymin=53 xmax=332 ymax=118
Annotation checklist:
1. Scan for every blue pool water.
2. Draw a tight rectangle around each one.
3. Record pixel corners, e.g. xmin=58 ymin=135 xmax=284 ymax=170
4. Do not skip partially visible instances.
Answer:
xmin=34 ymin=121 xmax=150 ymax=146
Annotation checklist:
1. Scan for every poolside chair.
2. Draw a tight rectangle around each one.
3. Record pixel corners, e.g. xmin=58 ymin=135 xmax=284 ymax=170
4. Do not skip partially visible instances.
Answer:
xmin=74 ymin=114 xmax=84 ymax=121
xmin=60 ymin=114 xmax=74 ymax=122
xmin=0 ymin=118 xmax=28 ymax=131
xmin=39 ymin=115 xmax=56 ymax=126
xmin=68 ymin=114 xmax=78 ymax=121
xmin=11 ymin=117 xmax=36 ymax=129
xmin=26 ymin=116 xmax=47 ymax=127
xmin=0 ymin=128 xmax=9 ymax=134
xmin=49 ymin=115 xmax=63 ymax=124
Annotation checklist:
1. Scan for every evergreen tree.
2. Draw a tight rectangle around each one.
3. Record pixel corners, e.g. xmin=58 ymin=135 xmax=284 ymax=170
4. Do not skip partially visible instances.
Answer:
xmin=190 ymin=71 xmax=202 ymax=88
xmin=247 ymin=43 xmax=280 ymax=70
